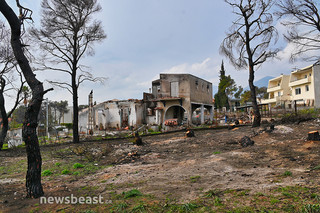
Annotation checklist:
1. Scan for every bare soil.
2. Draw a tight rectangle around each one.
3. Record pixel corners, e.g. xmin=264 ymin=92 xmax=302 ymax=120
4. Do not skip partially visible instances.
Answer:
xmin=1 ymin=120 xmax=320 ymax=212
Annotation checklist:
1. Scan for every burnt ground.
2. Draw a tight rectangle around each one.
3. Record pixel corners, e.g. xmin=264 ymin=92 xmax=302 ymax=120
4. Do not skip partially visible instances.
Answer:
xmin=1 ymin=120 xmax=320 ymax=212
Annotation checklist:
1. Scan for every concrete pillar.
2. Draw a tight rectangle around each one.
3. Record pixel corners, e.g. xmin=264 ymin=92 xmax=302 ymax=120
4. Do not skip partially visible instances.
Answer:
xmin=209 ymin=106 xmax=214 ymax=121
xmin=156 ymin=109 xmax=159 ymax=124
xmin=200 ymin=104 xmax=205 ymax=124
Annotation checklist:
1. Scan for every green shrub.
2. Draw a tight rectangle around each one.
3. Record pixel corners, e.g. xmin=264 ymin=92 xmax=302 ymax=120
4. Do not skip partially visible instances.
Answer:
xmin=61 ymin=169 xmax=71 ymax=175
xmin=123 ymin=189 xmax=142 ymax=198
xmin=73 ymin=163 xmax=85 ymax=169
xmin=42 ymin=169 xmax=53 ymax=176
xmin=283 ymin=171 xmax=292 ymax=177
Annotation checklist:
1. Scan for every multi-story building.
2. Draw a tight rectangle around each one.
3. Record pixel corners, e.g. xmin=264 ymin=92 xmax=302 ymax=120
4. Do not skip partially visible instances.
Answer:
xmin=144 ymin=74 xmax=214 ymax=126
xmin=263 ymin=62 xmax=320 ymax=108
xmin=265 ymin=74 xmax=291 ymax=108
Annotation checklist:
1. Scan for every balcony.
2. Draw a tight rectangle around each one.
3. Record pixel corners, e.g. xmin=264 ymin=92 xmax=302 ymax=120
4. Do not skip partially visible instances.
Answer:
xmin=289 ymin=76 xmax=311 ymax=87
xmin=267 ymin=85 xmax=281 ymax=93
xmin=263 ymin=95 xmax=292 ymax=104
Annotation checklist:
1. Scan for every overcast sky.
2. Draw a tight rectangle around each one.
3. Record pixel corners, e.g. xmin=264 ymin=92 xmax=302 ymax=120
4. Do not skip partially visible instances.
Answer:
xmin=2 ymin=0 xmax=316 ymax=107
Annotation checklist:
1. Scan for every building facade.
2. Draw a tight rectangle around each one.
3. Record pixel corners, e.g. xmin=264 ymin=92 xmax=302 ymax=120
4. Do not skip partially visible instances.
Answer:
xmin=263 ymin=62 xmax=320 ymax=108
xmin=78 ymin=99 xmax=144 ymax=133
xmin=144 ymin=74 xmax=214 ymax=126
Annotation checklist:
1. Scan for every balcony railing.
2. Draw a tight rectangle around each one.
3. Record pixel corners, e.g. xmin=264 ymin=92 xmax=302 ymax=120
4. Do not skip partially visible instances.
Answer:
xmin=289 ymin=76 xmax=311 ymax=87
xmin=267 ymin=85 xmax=281 ymax=93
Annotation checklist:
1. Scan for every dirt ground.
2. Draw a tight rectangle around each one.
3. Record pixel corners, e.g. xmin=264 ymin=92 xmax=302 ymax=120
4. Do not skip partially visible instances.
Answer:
xmin=1 ymin=120 xmax=320 ymax=212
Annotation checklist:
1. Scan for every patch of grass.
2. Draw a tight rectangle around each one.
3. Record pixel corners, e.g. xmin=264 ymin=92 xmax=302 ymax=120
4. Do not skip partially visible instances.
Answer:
xmin=190 ymin=175 xmax=201 ymax=183
xmin=270 ymin=198 xmax=280 ymax=205
xmin=213 ymin=151 xmax=221 ymax=154
xmin=61 ymin=169 xmax=72 ymax=175
xmin=123 ymin=189 xmax=143 ymax=199
xmin=301 ymin=204 xmax=320 ymax=213
xmin=131 ymin=203 xmax=146 ymax=212
xmin=181 ymin=203 xmax=198 ymax=212
xmin=73 ymin=171 xmax=80 ymax=175
xmin=213 ymin=196 xmax=223 ymax=206
xmin=311 ymin=165 xmax=320 ymax=171
xmin=113 ymin=202 xmax=128 ymax=212
xmin=42 ymin=169 xmax=53 ymax=176
xmin=55 ymin=162 xmax=61 ymax=166
xmin=73 ymin=163 xmax=85 ymax=169
xmin=204 ymin=190 xmax=217 ymax=198
xmin=282 ymin=191 xmax=296 ymax=198
xmin=283 ymin=171 xmax=292 ymax=177
xmin=311 ymin=193 xmax=320 ymax=201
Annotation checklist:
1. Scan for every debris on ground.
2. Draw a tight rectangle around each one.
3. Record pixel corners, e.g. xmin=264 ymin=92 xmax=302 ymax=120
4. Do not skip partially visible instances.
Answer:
xmin=185 ymin=129 xmax=195 ymax=137
xmin=239 ymin=136 xmax=254 ymax=147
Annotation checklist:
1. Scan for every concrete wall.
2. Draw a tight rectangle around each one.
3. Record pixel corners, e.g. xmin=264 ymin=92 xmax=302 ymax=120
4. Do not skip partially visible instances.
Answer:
xmin=313 ymin=64 xmax=320 ymax=107
xmin=79 ymin=100 xmax=144 ymax=132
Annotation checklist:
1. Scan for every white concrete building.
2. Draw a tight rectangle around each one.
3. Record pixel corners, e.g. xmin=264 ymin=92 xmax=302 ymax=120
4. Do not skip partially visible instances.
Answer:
xmin=263 ymin=62 xmax=320 ymax=108
xmin=79 ymin=99 xmax=144 ymax=133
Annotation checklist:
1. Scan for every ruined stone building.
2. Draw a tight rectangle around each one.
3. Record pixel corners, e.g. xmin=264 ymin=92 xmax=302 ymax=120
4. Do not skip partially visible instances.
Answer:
xmin=78 ymin=74 xmax=214 ymax=133
xmin=143 ymin=74 xmax=214 ymax=126
xmin=78 ymin=99 xmax=144 ymax=133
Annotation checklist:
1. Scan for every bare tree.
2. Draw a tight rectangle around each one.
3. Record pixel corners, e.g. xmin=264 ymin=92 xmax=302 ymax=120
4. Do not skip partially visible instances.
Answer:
xmin=0 ymin=0 xmax=52 ymax=198
xmin=31 ymin=0 xmax=106 ymax=143
xmin=220 ymin=0 xmax=278 ymax=127
xmin=0 ymin=20 xmax=25 ymax=149
xmin=276 ymin=0 xmax=320 ymax=62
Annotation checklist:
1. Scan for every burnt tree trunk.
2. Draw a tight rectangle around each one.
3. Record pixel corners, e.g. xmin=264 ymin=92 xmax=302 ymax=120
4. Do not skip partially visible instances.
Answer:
xmin=0 ymin=78 xmax=8 ymax=149
xmin=248 ymin=65 xmax=261 ymax=127
xmin=0 ymin=0 xmax=45 ymax=198
xmin=72 ymin=69 xmax=79 ymax=143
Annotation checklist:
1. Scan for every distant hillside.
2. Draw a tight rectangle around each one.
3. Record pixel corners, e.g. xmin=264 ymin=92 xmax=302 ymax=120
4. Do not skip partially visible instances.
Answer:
xmin=244 ymin=76 xmax=274 ymax=90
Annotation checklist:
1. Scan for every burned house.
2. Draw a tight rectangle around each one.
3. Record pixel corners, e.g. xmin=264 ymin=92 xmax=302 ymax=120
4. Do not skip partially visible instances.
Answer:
xmin=79 ymin=74 xmax=214 ymax=133
xmin=143 ymin=74 xmax=214 ymax=126
xmin=78 ymin=99 xmax=144 ymax=133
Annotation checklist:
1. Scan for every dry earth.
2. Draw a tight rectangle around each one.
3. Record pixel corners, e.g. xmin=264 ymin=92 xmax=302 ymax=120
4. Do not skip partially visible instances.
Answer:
xmin=1 ymin=120 xmax=320 ymax=212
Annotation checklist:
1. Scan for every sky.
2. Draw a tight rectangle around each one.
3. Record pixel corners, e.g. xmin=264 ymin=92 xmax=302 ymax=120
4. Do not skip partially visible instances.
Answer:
xmin=2 ymin=0 xmax=317 ymax=107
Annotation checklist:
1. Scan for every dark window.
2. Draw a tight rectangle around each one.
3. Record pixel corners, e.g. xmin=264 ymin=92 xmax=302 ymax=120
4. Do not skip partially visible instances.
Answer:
xmin=306 ymin=85 xmax=309 ymax=92
xmin=295 ymin=88 xmax=301 ymax=95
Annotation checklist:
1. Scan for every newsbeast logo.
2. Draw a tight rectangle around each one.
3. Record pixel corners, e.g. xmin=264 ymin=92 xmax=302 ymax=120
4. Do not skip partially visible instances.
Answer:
xmin=40 ymin=194 xmax=112 ymax=205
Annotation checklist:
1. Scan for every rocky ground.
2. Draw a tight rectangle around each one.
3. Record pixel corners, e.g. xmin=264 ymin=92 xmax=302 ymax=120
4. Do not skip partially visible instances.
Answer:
xmin=1 ymin=120 xmax=320 ymax=212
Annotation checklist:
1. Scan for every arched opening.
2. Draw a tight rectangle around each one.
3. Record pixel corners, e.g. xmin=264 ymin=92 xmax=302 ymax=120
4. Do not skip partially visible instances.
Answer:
xmin=164 ymin=105 xmax=186 ymax=125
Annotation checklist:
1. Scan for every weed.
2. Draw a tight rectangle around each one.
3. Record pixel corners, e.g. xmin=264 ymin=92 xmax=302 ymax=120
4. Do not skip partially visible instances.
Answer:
xmin=213 ymin=151 xmax=221 ymax=154
xmin=214 ymin=196 xmax=223 ymax=206
xmin=190 ymin=176 xmax=201 ymax=183
xmin=283 ymin=171 xmax=292 ymax=177
xmin=73 ymin=171 xmax=80 ymax=175
xmin=61 ymin=169 xmax=71 ymax=175
xmin=282 ymin=191 xmax=295 ymax=198
xmin=204 ymin=190 xmax=217 ymax=198
xmin=181 ymin=203 xmax=198 ymax=212
xmin=131 ymin=203 xmax=146 ymax=213
xmin=311 ymin=193 xmax=320 ymax=201
xmin=55 ymin=162 xmax=61 ymax=166
xmin=114 ymin=202 xmax=128 ymax=212
xmin=301 ymin=204 xmax=320 ymax=213
xmin=82 ymin=210 xmax=96 ymax=213
xmin=42 ymin=170 xmax=53 ymax=176
xmin=123 ymin=189 xmax=143 ymax=199
xmin=73 ymin=163 xmax=85 ymax=169
xmin=311 ymin=165 xmax=320 ymax=171
xmin=270 ymin=198 xmax=280 ymax=205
